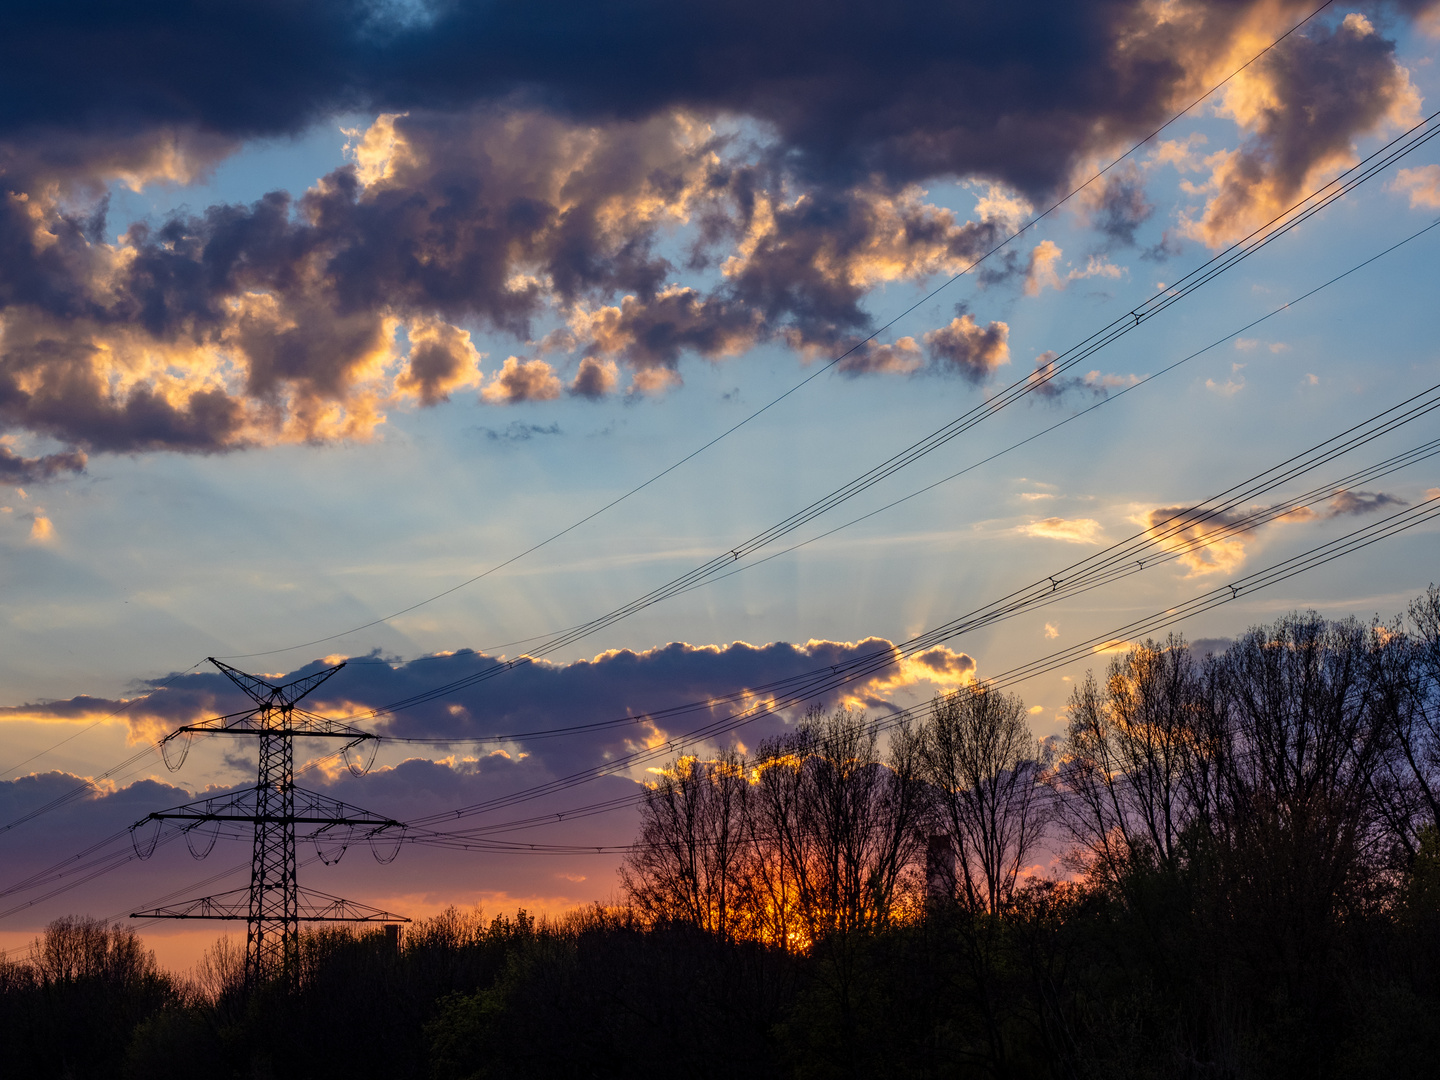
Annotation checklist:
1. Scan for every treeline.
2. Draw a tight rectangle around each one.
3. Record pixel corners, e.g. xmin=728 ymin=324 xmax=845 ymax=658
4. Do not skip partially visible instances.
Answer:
xmin=4 ymin=593 xmax=1440 ymax=1077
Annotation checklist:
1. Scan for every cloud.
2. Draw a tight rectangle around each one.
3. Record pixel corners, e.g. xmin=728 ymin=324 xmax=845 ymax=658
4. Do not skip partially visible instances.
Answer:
xmin=1181 ymin=14 xmax=1421 ymax=247
xmin=478 ymin=422 xmax=562 ymax=443
xmin=1024 ymin=240 xmax=1065 ymax=295
xmin=0 ymin=444 xmax=86 ymax=486
xmin=27 ymin=511 xmax=54 ymax=542
xmin=0 ymin=107 xmax=722 ymax=452
xmin=1190 ymin=637 xmax=1234 ymax=657
xmin=7 ymin=2 xmax=1372 ymax=196
xmin=1022 ymin=517 xmax=1104 ymax=544
xmin=1077 ymin=162 xmax=1154 ymax=244
xmin=569 ymin=285 xmax=763 ymax=378
xmin=1025 ymin=352 xmax=1138 ymax=402
xmin=922 ymin=314 xmax=1010 ymax=382
xmin=395 ymin=320 xmax=484 ymax=406
xmin=4 ymin=636 xmax=976 ymax=782
xmin=569 ymin=357 xmax=619 ymax=400
xmin=837 ymin=336 xmax=922 ymax=377
xmin=1145 ymin=487 xmax=1410 ymax=577
xmin=1022 ymin=242 xmax=1123 ymax=296
xmin=1143 ymin=505 xmax=1253 ymax=576
xmin=481 ymin=357 xmax=563 ymax=405
xmin=1326 ymin=489 xmax=1408 ymax=516
xmin=0 ymin=2 xmax=1435 ymax=462
xmin=1393 ymin=164 xmax=1440 ymax=208
xmin=1280 ymin=489 xmax=1408 ymax=520
xmin=629 ymin=366 xmax=683 ymax=396
xmin=1206 ymin=363 xmax=1246 ymax=396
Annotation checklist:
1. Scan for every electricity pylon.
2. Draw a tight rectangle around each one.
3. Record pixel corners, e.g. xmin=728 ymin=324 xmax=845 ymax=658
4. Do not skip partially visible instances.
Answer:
xmin=130 ymin=658 xmax=408 ymax=986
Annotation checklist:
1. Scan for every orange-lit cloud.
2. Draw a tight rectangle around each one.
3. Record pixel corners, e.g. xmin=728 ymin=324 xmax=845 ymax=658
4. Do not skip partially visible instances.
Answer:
xmin=923 ymin=314 xmax=1010 ymax=382
xmin=395 ymin=320 xmax=485 ymax=405
xmin=482 ymin=357 xmax=563 ymax=404
xmin=1393 ymin=165 xmax=1440 ymax=209
xmin=570 ymin=357 xmax=619 ymax=399
xmin=1179 ymin=13 xmax=1421 ymax=248
xmin=1023 ymin=517 xmax=1105 ymax=544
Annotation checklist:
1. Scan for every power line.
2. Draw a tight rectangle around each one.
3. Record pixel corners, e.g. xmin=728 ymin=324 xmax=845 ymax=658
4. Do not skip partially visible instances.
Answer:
xmin=355 ymin=131 xmax=1440 ymax=725
xmin=272 ymin=208 xmax=1440 ymax=676
xmin=5 ymin=463 xmax=1432 ymax=909
xmin=355 ymin=392 xmax=1440 ymax=754
xmin=0 ymin=658 xmax=207 ymax=781
xmin=393 ymin=412 xmax=1440 ymax=831
xmin=405 ymin=491 xmax=1440 ymax=852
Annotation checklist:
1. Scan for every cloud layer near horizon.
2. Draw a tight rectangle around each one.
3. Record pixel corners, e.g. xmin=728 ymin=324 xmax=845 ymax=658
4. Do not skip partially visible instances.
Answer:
xmin=0 ymin=2 xmax=1433 ymax=468
xmin=0 ymin=635 xmax=975 ymax=923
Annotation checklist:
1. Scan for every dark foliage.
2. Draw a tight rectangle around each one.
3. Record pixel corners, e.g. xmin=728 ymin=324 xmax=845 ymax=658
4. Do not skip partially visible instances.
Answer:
xmin=8 ymin=595 xmax=1440 ymax=1077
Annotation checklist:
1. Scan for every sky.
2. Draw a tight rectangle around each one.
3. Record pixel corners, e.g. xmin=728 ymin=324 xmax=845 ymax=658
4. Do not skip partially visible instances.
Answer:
xmin=3 ymin=0 xmax=1440 ymax=971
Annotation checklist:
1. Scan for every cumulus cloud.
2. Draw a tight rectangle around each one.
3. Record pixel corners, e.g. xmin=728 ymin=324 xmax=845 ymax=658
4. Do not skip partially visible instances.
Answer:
xmin=1143 ymin=506 xmax=1253 ymax=575
xmin=395 ymin=320 xmax=484 ymax=406
xmin=569 ymin=357 xmax=619 ymax=400
xmin=481 ymin=357 xmax=563 ymax=405
xmin=1180 ymin=14 xmax=1422 ymax=247
xmin=837 ymin=336 xmax=923 ymax=376
xmin=1024 ymin=240 xmax=1066 ymax=295
xmin=1393 ymin=164 xmax=1440 ymax=208
xmin=923 ymin=314 xmax=1010 ymax=382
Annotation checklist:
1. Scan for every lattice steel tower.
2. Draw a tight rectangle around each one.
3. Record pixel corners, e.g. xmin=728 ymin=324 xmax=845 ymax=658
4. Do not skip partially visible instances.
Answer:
xmin=130 ymin=659 xmax=407 ymax=986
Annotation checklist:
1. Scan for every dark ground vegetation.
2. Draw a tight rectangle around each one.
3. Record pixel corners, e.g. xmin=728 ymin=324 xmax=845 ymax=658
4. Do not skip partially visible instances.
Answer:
xmin=6 ymin=589 xmax=1440 ymax=1079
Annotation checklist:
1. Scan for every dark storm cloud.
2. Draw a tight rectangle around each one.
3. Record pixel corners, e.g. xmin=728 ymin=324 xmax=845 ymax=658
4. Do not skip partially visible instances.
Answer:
xmin=0 ymin=2 xmax=1433 ymax=456
xmin=10 ymin=3 xmax=1431 ymax=198
xmin=16 ymin=2 xmax=1422 ymax=196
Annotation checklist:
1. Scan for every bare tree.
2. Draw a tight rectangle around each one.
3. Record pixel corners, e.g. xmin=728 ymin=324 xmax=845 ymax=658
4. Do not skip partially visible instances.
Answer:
xmin=752 ymin=705 xmax=926 ymax=946
xmin=30 ymin=916 xmax=158 ymax=987
xmin=1199 ymin=614 xmax=1396 ymax=987
xmin=1058 ymin=636 xmax=1203 ymax=883
xmin=1386 ymin=584 xmax=1440 ymax=838
xmin=920 ymin=684 xmax=1053 ymax=912
xmin=620 ymin=749 xmax=753 ymax=939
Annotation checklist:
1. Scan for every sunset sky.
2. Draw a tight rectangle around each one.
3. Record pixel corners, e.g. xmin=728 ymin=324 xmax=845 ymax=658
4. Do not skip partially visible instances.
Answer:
xmin=3 ymin=0 xmax=1440 ymax=969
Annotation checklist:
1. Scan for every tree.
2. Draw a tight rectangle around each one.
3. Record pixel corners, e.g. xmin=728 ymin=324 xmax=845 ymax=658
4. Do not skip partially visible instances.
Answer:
xmin=1058 ymin=635 xmax=1204 ymax=883
xmin=920 ymin=684 xmax=1052 ymax=912
xmin=620 ymin=749 xmax=753 ymax=939
xmin=1383 ymin=584 xmax=1440 ymax=841
xmin=1197 ymin=614 xmax=1397 ymax=1001
xmin=752 ymin=705 xmax=926 ymax=946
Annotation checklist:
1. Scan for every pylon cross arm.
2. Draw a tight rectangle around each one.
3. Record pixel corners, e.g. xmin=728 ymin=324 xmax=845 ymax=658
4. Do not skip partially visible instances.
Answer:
xmin=208 ymin=657 xmax=345 ymax=709
xmin=133 ymin=886 xmax=410 ymax=923
xmin=169 ymin=710 xmax=377 ymax=739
